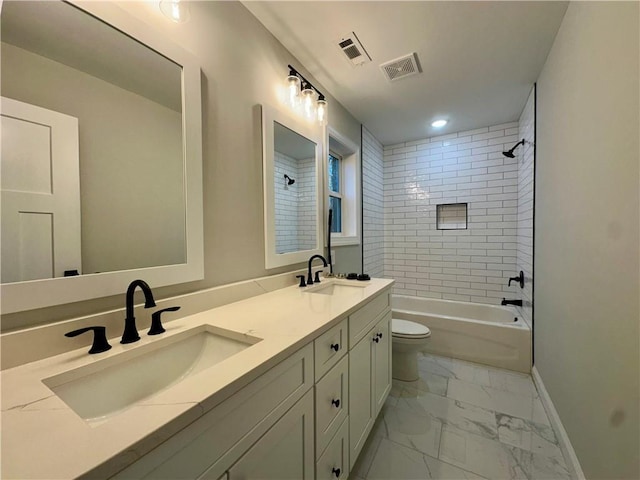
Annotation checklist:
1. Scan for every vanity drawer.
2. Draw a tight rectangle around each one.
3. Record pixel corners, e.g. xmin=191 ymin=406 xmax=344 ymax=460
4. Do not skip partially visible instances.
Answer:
xmin=315 ymin=355 xmax=349 ymax=458
xmin=314 ymin=318 xmax=347 ymax=381
xmin=112 ymin=344 xmax=313 ymax=480
xmin=316 ymin=416 xmax=349 ymax=480
xmin=349 ymin=291 xmax=390 ymax=347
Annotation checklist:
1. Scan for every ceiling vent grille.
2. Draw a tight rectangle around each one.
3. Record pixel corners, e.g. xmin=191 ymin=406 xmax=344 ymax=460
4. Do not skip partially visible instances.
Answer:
xmin=380 ymin=53 xmax=421 ymax=82
xmin=336 ymin=32 xmax=371 ymax=67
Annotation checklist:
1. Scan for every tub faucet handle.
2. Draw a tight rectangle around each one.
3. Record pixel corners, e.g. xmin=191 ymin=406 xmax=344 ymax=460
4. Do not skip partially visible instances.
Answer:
xmin=508 ymin=271 xmax=525 ymax=289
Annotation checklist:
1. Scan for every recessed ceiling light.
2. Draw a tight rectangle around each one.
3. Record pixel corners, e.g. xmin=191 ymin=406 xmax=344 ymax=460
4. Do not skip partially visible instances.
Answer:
xmin=431 ymin=119 xmax=448 ymax=128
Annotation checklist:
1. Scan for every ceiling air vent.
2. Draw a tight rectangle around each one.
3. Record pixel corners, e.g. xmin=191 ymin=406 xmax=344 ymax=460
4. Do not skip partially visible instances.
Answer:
xmin=380 ymin=53 xmax=421 ymax=82
xmin=337 ymin=32 xmax=371 ymax=67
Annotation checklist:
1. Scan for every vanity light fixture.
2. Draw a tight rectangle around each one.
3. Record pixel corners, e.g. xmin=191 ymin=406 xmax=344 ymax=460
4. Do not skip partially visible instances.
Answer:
xmin=431 ymin=119 xmax=448 ymax=128
xmin=286 ymin=68 xmax=301 ymax=108
xmin=285 ymin=64 xmax=328 ymax=126
xmin=159 ymin=0 xmax=190 ymax=23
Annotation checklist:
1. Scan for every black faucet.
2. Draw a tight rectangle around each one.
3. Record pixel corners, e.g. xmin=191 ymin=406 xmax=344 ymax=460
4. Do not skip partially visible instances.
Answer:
xmin=121 ymin=279 xmax=156 ymax=344
xmin=307 ymin=254 xmax=328 ymax=285
xmin=501 ymin=298 xmax=523 ymax=307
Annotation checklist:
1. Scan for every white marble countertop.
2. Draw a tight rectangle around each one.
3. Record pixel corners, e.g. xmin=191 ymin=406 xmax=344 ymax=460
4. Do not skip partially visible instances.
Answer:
xmin=1 ymin=278 xmax=393 ymax=479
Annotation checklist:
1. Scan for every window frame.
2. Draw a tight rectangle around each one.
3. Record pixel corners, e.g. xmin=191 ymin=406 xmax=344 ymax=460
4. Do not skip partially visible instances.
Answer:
xmin=325 ymin=126 xmax=361 ymax=247
xmin=328 ymin=150 xmax=343 ymax=233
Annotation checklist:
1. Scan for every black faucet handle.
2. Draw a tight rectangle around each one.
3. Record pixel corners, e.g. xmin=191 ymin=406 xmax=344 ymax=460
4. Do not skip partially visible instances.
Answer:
xmin=314 ymin=271 xmax=322 ymax=283
xmin=296 ymin=275 xmax=307 ymax=287
xmin=65 ymin=326 xmax=112 ymax=354
xmin=149 ymin=306 xmax=181 ymax=335
xmin=508 ymin=271 xmax=525 ymax=288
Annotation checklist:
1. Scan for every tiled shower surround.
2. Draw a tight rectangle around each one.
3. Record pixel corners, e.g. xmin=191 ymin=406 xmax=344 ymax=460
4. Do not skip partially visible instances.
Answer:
xmin=515 ymin=88 xmax=535 ymax=326
xmin=362 ymin=127 xmax=385 ymax=277
xmin=381 ymin=122 xmax=522 ymax=304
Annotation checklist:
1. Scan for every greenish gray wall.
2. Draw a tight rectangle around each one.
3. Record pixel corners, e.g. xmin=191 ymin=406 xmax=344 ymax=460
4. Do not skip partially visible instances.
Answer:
xmin=535 ymin=2 xmax=639 ymax=478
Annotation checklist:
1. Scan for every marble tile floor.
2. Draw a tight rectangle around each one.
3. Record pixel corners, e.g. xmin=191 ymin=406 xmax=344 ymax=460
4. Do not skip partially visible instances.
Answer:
xmin=351 ymin=353 xmax=572 ymax=480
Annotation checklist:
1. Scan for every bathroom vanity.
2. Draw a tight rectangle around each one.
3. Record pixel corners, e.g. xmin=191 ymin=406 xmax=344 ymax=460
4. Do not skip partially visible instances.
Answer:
xmin=0 ymin=278 xmax=393 ymax=479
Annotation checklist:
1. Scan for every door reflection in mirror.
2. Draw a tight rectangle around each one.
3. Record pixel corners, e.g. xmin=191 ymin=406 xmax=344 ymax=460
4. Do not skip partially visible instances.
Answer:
xmin=0 ymin=0 xmax=185 ymax=283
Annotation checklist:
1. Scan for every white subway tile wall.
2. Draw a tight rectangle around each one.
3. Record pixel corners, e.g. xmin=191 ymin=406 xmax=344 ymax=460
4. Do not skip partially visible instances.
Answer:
xmin=297 ymin=157 xmax=317 ymax=250
xmin=274 ymin=152 xmax=316 ymax=254
xmin=382 ymin=122 xmax=521 ymax=303
xmin=515 ymin=88 xmax=535 ymax=326
xmin=362 ymin=127 xmax=385 ymax=277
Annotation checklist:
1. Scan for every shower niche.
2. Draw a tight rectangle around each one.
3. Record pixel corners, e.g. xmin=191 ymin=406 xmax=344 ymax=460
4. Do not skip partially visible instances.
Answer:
xmin=436 ymin=203 xmax=468 ymax=230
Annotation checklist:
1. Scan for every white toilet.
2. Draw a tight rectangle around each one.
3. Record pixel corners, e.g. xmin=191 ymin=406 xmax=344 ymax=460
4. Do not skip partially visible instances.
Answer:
xmin=391 ymin=318 xmax=431 ymax=381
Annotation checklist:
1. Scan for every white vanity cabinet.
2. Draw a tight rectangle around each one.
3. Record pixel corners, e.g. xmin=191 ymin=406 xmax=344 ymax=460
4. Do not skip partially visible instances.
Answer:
xmin=109 ymin=288 xmax=392 ymax=480
xmin=111 ymin=345 xmax=314 ymax=480
xmin=348 ymin=292 xmax=392 ymax=469
xmin=225 ymin=389 xmax=315 ymax=480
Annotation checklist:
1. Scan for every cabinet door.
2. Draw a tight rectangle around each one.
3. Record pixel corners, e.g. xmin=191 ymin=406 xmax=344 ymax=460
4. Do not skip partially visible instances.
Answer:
xmin=372 ymin=312 xmax=392 ymax=416
xmin=348 ymin=331 xmax=374 ymax=469
xmin=227 ymin=390 xmax=314 ymax=480
xmin=316 ymin=417 xmax=349 ymax=480
xmin=315 ymin=355 xmax=349 ymax=458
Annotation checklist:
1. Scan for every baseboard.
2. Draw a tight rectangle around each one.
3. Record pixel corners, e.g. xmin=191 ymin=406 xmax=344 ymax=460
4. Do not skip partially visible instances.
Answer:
xmin=532 ymin=366 xmax=586 ymax=480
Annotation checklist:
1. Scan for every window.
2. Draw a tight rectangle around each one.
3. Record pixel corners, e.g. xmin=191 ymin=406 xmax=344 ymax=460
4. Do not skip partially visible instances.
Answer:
xmin=328 ymin=152 xmax=342 ymax=233
xmin=326 ymin=127 xmax=360 ymax=246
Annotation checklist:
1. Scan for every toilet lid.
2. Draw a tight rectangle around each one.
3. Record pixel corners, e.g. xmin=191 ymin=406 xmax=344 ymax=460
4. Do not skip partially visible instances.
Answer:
xmin=392 ymin=319 xmax=431 ymax=339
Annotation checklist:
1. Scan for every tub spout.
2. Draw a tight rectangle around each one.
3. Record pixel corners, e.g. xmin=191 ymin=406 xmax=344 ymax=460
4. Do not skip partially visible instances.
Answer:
xmin=501 ymin=298 xmax=523 ymax=307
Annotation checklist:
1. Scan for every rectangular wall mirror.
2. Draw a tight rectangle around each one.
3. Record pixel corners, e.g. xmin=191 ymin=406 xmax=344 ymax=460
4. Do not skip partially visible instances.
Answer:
xmin=262 ymin=105 xmax=324 ymax=269
xmin=0 ymin=1 xmax=203 ymax=315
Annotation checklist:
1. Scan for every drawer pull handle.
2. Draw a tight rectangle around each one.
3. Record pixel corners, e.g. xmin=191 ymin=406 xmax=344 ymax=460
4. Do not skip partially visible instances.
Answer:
xmin=373 ymin=336 xmax=380 ymax=343
xmin=330 ymin=343 xmax=340 ymax=352
xmin=332 ymin=467 xmax=341 ymax=478
xmin=331 ymin=398 xmax=340 ymax=408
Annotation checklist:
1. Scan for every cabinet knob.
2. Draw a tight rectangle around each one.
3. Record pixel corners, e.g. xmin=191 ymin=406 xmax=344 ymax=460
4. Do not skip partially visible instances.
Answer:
xmin=332 ymin=467 xmax=341 ymax=478
xmin=373 ymin=336 xmax=380 ymax=343
xmin=377 ymin=332 xmax=383 ymax=339
xmin=331 ymin=398 xmax=340 ymax=408
xmin=330 ymin=343 xmax=340 ymax=352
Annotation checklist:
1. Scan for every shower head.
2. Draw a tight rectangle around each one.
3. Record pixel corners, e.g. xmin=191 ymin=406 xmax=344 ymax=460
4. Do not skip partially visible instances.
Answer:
xmin=502 ymin=139 xmax=526 ymax=158
xmin=284 ymin=174 xmax=295 ymax=186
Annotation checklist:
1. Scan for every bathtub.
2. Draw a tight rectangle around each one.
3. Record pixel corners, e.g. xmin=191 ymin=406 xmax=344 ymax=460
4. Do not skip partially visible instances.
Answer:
xmin=392 ymin=295 xmax=531 ymax=373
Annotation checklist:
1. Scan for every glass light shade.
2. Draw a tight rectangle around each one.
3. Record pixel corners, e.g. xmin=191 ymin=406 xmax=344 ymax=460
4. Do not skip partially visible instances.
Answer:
xmin=286 ymin=74 xmax=301 ymax=108
xmin=301 ymin=85 xmax=315 ymax=120
xmin=316 ymin=98 xmax=328 ymax=126
xmin=159 ymin=0 xmax=190 ymax=23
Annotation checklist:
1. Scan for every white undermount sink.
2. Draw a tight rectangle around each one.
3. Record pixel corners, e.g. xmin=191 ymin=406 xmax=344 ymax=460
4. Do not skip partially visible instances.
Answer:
xmin=305 ymin=280 xmax=368 ymax=295
xmin=43 ymin=325 xmax=261 ymax=424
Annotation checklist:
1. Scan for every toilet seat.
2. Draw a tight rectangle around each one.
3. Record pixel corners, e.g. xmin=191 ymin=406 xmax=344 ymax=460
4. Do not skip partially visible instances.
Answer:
xmin=392 ymin=318 xmax=431 ymax=339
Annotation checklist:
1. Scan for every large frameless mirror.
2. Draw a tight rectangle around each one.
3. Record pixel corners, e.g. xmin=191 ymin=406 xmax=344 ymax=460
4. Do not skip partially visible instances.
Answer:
xmin=1 ymin=1 xmax=203 ymax=315
xmin=262 ymin=105 xmax=323 ymax=269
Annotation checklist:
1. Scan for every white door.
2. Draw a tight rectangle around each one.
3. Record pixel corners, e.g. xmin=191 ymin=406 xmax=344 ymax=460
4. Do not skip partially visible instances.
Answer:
xmin=1 ymin=97 xmax=81 ymax=282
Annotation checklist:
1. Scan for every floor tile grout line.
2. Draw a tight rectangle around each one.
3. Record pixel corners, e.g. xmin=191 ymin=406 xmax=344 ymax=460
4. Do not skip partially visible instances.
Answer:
xmin=376 ymin=354 xmax=569 ymax=480
xmin=382 ymin=433 xmax=489 ymax=480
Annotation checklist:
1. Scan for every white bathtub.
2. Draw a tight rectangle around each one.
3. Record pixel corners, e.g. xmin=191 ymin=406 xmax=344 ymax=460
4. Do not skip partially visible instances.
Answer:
xmin=392 ymin=295 xmax=531 ymax=373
